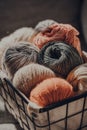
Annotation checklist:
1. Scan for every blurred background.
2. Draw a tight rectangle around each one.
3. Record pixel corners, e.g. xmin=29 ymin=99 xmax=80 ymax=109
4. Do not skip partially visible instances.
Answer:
xmin=0 ymin=0 xmax=87 ymax=51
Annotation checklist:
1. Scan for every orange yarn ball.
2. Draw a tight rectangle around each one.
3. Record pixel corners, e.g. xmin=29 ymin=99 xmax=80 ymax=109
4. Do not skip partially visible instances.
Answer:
xmin=30 ymin=77 xmax=73 ymax=107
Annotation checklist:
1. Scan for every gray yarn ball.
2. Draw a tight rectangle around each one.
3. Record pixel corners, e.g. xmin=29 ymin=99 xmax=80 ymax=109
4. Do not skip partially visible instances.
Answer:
xmin=38 ymin=41 xmax=83 ymax=78
xmin=2 ymin=42 xmax=39 ymax=79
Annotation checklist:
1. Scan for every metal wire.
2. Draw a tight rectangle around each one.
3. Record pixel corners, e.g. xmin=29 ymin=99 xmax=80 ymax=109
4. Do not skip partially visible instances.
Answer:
xmin=0 ymin=78 xmax=87 ymax=130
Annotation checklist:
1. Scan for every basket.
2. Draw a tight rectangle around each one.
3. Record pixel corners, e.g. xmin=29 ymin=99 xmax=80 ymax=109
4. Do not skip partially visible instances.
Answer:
xmin=0 ymin=77 xmax=87 ymax=130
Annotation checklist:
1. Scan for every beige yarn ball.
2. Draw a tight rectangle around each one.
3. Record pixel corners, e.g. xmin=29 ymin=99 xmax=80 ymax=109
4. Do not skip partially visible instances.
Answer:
xmin=13 ymin=63 xmax=55 ymax=97
xmin=0 ymin=27 xmax=35 ymax=68
xmin=67 ymin=63 xmax=87 ymax=93
xmin=2 ymin=42 xmax=39 ymax=80
xmin=1 ymin=27 xmax=34 ymax=43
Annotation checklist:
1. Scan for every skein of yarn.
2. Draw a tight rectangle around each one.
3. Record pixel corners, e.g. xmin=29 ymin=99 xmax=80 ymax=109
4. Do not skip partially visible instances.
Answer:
xmin=0 ymin=27 xmax=34 ymax=68
xmin=2 ymin=42 xmax=39 ymax=79
xmin=35 ymin=19 xmax=58 ymax=33
xmin=67 ymin=63 xmax=87 ymax=93
xmin=33 ymin=23 xmax=82 ymax=56
xmin=1 ymin=27 xmax=34 ymax=43
xmin=38 ymin=41 xmax=83 ymax=78
xmin=13 ymin=63 xmax=55 ymax=97
xmin=30 ymin=77 xmax=73 ymax=107
xmin=30 ymin=19 xmax=57 ymax=43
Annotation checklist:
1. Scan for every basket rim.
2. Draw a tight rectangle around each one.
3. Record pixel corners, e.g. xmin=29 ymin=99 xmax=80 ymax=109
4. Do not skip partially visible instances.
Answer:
xmin=4 ymin=78 xmax=87 ymax=113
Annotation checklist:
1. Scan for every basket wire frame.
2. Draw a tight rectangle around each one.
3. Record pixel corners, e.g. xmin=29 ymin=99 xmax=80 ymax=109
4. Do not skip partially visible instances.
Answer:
xmin=0 ymin=78 xmax=87 ymax=130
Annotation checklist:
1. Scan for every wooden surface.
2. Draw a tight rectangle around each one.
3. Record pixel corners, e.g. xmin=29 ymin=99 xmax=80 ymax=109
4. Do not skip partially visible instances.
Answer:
xmin=0 ymin=96 xmax=22 ymax=130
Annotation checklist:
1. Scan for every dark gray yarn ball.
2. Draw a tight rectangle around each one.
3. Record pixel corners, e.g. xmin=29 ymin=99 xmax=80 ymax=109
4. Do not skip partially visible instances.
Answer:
xmin=2 ymin=42 xmax=39 ymax=79
xmin=38 ymin=41 xmax=83 ymax=78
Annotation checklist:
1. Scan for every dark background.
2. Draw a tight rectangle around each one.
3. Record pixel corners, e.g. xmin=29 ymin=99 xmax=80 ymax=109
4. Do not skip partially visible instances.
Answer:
xmin=0 ymin=0 xmax=86 ymax=50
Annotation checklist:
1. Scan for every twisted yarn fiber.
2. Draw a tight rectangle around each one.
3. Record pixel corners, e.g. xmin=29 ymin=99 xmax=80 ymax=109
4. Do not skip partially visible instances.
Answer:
xmin=30 ymin=77 xmax=73 ymax=107
xmin=13 ymin=63 xmax=55 ymax=97
xmin=67 ymin=63 xmax=87 ymax=92
xmin=38 ymin=41 xmax=83 ymax=78
xmin=2 ymin=42 xmax=39 ymax=79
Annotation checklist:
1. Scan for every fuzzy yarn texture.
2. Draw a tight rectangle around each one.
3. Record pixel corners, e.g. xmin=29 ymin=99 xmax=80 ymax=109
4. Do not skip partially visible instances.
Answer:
xmin=30 ymin=77 xmax=73 ymax=107
xmin=67 ymin=63 xmax=87 ymax=93
xmin=0 ymin=70 xmax=8 ymax=89
xmin=33 ymin=23 xmax=82 ymax=56
xmin=82 ymin=51 xmax=87 ymax=63
xmin=1 ymin=27 xmax=34 ymax=43
xmin=2 ymin=42 xmax=39 ymax=79
xmin=0 ymin=27 xmax=34 ymax=69
xmin=30 ymin=19 xmax=57 ymax=43
xmin=0 ymin=70 xmax=7 ymax=80
xmin=38 ymin=41 xmax=83 ymax=78
xmin=13 ymin=63 xmax=55 ymax=97
xmin=35 ymin=19 xmax=58 ymax=33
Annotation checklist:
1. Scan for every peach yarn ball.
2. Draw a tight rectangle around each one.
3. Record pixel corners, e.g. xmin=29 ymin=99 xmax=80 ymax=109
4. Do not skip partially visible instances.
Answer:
xmin=30 ymin=77 xmax=73 ymax=107
xmin=13 ymin=63 xmax=55 ymax=97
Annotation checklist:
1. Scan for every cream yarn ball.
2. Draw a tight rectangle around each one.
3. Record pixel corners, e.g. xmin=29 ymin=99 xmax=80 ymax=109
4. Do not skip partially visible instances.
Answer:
xmin=1 ymin=27 xmax=34 ymax=43
xmin=13 ymin=63 xmax=55 ymax=97
xmin=2 ymin=42 xmax=39 ymax=80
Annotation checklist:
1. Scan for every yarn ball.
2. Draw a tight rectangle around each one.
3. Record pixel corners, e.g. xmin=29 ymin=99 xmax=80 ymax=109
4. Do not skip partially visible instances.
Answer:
xmin=30 ymin=77 xmax=73 ymax=107
xmin=35 ymin=19 xmax=58 ymax=33
xmin=13 ymin=63 xmax=55 ymax=97
xmin=30 ymin=19 xmax=57 ymax=43
xmin=2 ymin=42 xmax=39 ymax=79
xmin=0 ymin=27 xmax=34 ymax=69
xmin=33 ymin=23 xmax=82 ymax=56
xmin=38 ymin=41 xmax=83 ymax=78
xmin=67 ymin=63 xmax=87 ymax=92
xmin=1 ymin=27 xmax=34 ymax=43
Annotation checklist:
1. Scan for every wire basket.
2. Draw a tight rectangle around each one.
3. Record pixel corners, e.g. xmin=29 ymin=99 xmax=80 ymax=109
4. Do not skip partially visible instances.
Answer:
xmin=0 ymin=77 xmax=87 ymax=130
